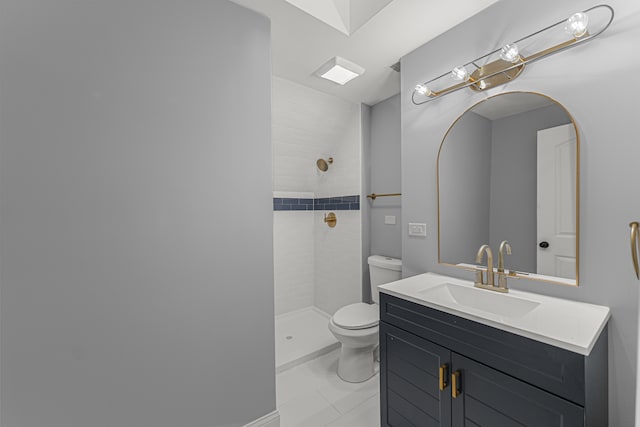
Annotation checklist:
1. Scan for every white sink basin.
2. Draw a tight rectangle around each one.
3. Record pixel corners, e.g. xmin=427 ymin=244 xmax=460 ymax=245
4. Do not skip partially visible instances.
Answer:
xmin=379 ymin=272 xmax=610 ymax=355
xmin=419 ymin=282 xmax=540 ymax=319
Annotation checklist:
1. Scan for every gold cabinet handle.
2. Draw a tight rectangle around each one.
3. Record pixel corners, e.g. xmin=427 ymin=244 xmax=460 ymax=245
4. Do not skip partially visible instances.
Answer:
xmin=439 ymin=364 xmax=449 ymax=391
xmin=452 ymin=370 xmax=461 ymax=398
xmin=631 ymin=222 xmax=639 ymax=279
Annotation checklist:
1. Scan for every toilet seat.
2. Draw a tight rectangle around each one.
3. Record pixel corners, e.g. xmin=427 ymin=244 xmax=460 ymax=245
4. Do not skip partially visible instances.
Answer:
xmin=332 ymin=303 xmax=378 ymax=330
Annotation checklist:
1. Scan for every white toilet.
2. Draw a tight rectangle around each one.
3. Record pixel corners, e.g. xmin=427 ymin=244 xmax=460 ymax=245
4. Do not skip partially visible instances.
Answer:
xmin=328 ymin=255 xmax=402 ymax=383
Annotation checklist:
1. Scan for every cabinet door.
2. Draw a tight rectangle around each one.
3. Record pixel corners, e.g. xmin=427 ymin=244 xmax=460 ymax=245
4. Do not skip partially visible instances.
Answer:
xmin=380 ymin=322 xmax=452 ymax=427
xmin=451 ymin=353 xmax=584 ymax=427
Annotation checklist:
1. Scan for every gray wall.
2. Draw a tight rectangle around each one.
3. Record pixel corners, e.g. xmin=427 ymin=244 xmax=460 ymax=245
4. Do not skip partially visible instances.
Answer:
xmin=489 ymin=104 xmax=571 ymax=273
xmin=0 ymin=1 xmax=275 ymax=427
xmin=438 ymin=111 xmax=492 ymax=265
xmin=369 ymin=94 xmax=402 ymax=260
xmin=401 ymin=0 xmax=640 ymax=425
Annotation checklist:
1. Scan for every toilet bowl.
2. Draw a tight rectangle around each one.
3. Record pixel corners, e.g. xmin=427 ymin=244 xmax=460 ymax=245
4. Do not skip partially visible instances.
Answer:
xmin=329 ymin=255 xmax=402 ymax=383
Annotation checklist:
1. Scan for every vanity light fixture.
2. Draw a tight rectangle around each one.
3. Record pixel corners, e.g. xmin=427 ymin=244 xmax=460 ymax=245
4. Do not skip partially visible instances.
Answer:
xmin=315 ymin=56 xmax=365 ymax=85
xmin=412 ymin=4 xmax=614 ymax=105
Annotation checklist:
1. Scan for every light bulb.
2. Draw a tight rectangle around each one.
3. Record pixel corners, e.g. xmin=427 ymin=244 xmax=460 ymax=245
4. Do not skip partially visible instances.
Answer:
xmin=415 ymin=84 xmax=432 ymax=96
xmin=478 ymin=80 xmax=487 ymax=90
xmin=451 ymin=66 xmax=470 ymax=82
xmin=499 ymin=43 xmax=520 ymax=63
xmin=564 ymin=12 xmax=589 ymax=38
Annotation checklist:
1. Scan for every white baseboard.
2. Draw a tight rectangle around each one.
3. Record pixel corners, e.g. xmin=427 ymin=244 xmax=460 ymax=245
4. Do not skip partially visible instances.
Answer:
xmin=243 ymin=410 xmax=280 ymax=427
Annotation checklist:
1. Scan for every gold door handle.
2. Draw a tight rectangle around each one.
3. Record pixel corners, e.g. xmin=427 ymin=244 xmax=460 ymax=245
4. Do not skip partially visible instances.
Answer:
xmin=439 ymin=364 xmax=449 ymax=391
xmin=452 ymin=370 xmax=461 ymax=398
xmin=631 ymin=222 xmax=640 ymax=279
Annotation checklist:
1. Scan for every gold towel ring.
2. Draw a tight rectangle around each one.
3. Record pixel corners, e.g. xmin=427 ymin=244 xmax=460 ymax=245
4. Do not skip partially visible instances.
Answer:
xmin=631 ymin=222 xmax=640 ymax=279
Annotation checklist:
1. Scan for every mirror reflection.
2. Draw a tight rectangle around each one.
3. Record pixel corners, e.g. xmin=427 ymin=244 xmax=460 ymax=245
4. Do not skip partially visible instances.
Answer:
xmin=437 ymin=92 xmax=578 ymax=285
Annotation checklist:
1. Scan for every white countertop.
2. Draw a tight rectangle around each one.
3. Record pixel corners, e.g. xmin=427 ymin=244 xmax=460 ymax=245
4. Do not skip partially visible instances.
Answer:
xmin=379 ymin=272 xmax=610 ymax=356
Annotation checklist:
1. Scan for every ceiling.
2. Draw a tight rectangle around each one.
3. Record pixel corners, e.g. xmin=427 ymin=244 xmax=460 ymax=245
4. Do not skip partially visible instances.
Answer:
xmin=230 ymin=0 xmax=498 ymax=106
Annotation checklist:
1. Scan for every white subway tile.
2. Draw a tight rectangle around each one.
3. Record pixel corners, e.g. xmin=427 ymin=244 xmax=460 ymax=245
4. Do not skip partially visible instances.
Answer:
xmin=273 ymin=76 xmax=363 ymax=316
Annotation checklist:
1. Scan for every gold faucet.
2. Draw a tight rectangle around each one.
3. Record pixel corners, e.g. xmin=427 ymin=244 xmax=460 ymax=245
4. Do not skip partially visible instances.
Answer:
xmin=497 ymin=240 xmax=512 ymax=291
xmin=475 ymin=244 xmax=508 ymax=293
xmin=474 ymin=244 xmax=494 ymax=287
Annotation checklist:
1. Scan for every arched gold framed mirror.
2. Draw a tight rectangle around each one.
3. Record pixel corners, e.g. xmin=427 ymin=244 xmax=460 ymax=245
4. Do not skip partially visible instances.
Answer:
xmin=437 ymin=92 xmax=579 ymax=286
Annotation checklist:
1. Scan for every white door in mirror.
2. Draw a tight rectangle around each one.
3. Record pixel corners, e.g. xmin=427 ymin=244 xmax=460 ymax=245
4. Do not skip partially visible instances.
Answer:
xmin=409 ymin=223 xmax=427 ymax=237
xmin=537 ymin=123 xmax=577 ymax=278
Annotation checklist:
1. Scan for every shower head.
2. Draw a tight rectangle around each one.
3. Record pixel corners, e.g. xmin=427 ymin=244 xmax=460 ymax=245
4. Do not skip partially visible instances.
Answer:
xmin=316 ymin=157 xmax=333 ymax=172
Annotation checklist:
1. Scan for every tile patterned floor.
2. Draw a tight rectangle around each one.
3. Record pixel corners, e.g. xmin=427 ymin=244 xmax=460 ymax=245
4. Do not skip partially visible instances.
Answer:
xmin=276 ymin=349 xmax=380 ymax=427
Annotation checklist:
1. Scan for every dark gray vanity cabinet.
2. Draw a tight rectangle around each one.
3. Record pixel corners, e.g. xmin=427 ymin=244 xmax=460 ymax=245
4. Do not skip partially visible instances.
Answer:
xmin=382 ymin=323 xmax=452 ymax=426
xmin=449 ymin=353 xmax=583 ymax=426
xmin=380 ymin=293 xmax=608 ymax=427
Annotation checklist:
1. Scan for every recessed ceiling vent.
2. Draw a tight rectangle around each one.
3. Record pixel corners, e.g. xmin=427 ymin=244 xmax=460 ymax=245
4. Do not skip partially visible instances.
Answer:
xmin=315 ymin=56 xmax=365 ymax=85
xmin=389 ymin=61 xmax=401 ymax=73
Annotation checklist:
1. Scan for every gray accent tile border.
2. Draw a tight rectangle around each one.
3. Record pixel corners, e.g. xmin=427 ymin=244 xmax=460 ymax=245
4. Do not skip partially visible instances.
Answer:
xmin=273 ymin=195 xmax=360 ymax=211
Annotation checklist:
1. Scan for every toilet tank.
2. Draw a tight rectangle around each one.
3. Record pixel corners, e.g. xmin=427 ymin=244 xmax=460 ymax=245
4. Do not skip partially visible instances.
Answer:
xmin=368 ymin=255 xmax=402 ymax=304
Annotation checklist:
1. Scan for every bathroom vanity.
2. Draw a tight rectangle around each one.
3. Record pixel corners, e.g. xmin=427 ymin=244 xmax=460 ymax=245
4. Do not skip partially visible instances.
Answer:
xmin=378 ymin=273 xmax=610 ymax=426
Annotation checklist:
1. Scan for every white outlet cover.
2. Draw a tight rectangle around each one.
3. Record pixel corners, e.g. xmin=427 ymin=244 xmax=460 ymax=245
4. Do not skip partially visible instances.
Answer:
xmin=408 ymin=223 xmax=427 ymax=237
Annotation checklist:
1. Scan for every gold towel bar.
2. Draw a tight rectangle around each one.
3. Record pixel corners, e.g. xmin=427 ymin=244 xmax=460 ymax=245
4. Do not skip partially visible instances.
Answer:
xmin=367 ymin=193 xmax=401 ymax=200
xmin=631 ymin=222 xmax=639 ymax=279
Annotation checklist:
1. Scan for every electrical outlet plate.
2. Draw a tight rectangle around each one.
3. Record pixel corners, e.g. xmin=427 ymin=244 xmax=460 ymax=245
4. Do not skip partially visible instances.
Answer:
xmin=384 ymin=215 xmax=396 ymax=225
xmin=408 ymin=223 xmax=427 ymax=237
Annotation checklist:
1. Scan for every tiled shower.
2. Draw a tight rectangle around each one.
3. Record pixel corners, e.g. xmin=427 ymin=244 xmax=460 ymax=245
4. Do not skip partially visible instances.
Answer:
xmin=272 ymin=76 xmax=363 ymax=371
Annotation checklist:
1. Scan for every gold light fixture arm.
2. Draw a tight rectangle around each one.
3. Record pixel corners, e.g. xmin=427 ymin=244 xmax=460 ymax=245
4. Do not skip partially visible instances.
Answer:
xmin=428 ymin=81 xmax=470 ymax=99
xmin=631 ymin=222 xmax=639 ymax=279
xmin=523 ymin=37 xmax=581 ymax=63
